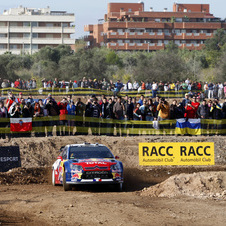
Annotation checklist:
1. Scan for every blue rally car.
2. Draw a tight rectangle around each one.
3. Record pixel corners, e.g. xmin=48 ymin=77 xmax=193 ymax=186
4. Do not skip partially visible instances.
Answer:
xmin=52 ymin=143 xmax=124 ymax=191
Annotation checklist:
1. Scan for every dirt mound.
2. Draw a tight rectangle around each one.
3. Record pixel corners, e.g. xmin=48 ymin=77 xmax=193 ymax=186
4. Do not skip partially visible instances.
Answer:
xmin=141 ymin=171 xmax=226 ymax=199
xmin=0 ymin=167 xmax=49 ymax=185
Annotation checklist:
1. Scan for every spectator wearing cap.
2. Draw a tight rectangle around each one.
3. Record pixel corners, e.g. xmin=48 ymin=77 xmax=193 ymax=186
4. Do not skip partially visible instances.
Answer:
xmin=16 ymin=92 xmax=23 ymax=104
xmin=43 ymin=93 xmax=55 ymax=106
xmin=181 ymin=93 xmax=190 ymax=108
xmin=73 ymin=80 xmax=78 ymax=88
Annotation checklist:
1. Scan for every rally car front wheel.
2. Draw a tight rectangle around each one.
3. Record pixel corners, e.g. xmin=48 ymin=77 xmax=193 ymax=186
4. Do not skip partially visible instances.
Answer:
xmin=63 ymin=172 xmax=72 ymax=191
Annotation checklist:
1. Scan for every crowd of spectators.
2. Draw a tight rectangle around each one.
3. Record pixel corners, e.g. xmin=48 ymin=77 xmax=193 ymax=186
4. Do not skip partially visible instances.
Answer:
xmin=1 ymin=77 xmax=226 ymax=100
xmin=0 ymin=89 xmax=226 ymax=138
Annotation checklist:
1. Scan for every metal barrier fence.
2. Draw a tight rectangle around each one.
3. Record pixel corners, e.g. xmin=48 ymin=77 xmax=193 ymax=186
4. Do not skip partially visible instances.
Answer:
xmin=0 ymin=87 xmax=200 ymax=98
xmin=0 ymin=116 xmax=226 ymax=138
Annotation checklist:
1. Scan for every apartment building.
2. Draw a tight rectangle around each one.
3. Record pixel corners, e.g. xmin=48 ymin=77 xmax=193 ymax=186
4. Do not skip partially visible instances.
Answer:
xmin=84 ymin=2 xmax=226 ymax=51
xmin=0 ymin=6 xmax=75 ymax=54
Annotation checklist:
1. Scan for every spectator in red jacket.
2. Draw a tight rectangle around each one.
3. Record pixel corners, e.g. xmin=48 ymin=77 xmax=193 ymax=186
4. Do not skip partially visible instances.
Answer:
xmin=184 ymin=101 xmax=196 ymax=119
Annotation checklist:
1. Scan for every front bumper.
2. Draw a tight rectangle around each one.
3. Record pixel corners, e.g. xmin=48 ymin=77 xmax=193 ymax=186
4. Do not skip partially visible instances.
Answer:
xmin=66 ymin=179 xmax=123 ymax=185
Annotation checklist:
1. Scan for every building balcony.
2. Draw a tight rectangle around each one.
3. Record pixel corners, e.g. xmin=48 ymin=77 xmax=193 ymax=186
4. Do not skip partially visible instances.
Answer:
xmin=9 ymin=26 xmax=31 ymax=33
xmin=0 ymin=37 xmax=8 ymax=44
xmin=182 ymin=33 xmax=214 ymax=39
xmin=0 ymin=48 xmax=8 ymax=54
xmin=9 ymin=38 xmax=31 ymax=44
xmin=32 ymin=26 xmax=75 ymax=33
xmin=174 ymin=22 xmax=222 ymax=29
xmin=107 ymin=31 xmax=165 ymax=39
xmin=0 ymin=27 xmax=8 ymax=33
xmin=31 ymin=38 xmax=74 ymax=44
xmin=179 ymin=43 xmax=205 ymax=50
xmin=107 ymin=21 xmax=165 ymax=29
xmin=107 ymin=42 xmax=165 ymax=51
xmin=84 ymin=24 xmax=94 ymax=32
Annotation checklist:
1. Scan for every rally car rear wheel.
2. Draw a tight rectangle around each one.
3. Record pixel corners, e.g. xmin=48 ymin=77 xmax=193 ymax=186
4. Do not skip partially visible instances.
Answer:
xmin=63 ymin=172 xmax=72 ymax=191
xmin=52 ymin=170 xmax=56 ymax=186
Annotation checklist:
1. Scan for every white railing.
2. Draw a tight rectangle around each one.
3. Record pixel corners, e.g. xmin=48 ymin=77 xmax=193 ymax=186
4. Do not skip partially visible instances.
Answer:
xmin=149 ymin=32 xmax=155 ymax=36
xmin=129 ymin=43 xmax=135 ymax=46
xmin=110 ymin=43 xmax=117 ymax=46
xmin=186 ymin=44 xmax=192 ymax=46
xmin=206 ymin=33 xmax=212 ymax=36
xmin=118 ymin=43 xmax=124 ymax=46
xmin=137 ymin=43 xmax=143 ymax=46
xmin=129 ymin=32 xmax=135 ymax=35
xmin=175 ymin=33 xmax=182 ymax=36
xmin=137 ymin=32 xmax=143 ymax=35
xmin=157 ymin=32 xmax=163 ymax=35
xmin=194 ymin=44 xmax=200 ymax=47
xmin=157 ymin=43 xmax=163 ymax=46
xmin=194 ymin=33 xmax=200 ymax=36
xmin=165 ymin=33 xmax=171 ymax=36
xmin=149 ymin=43 xmax=155 ymax=46
xmin=118 ymin=32 xmax=124 ymax=35
xmin=110 ymin=32 xmax=117 ymax=35
xmin=186 ymin=33 xmax=192 ymax=36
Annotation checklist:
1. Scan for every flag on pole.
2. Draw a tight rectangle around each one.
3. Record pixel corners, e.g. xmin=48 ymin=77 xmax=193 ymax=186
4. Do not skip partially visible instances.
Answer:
xmin=10 ymin=118 xmax=32 ymax=132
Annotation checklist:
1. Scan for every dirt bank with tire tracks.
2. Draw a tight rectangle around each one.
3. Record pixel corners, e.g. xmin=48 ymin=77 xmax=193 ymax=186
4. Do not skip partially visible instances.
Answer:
xmin=0 ymin=135 xmax=226 ymax=225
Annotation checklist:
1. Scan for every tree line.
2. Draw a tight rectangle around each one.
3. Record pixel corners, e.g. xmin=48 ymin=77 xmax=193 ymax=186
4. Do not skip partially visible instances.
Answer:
xmin=0 ymin=29 xmax=226 ymax=86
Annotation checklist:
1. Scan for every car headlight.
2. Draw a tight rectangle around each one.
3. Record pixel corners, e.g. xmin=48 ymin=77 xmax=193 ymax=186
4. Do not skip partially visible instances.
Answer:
xmin=111 ymin=162 xmax=121 ymax=171
xmin=70 ymin=164 xmax=83 ymax=171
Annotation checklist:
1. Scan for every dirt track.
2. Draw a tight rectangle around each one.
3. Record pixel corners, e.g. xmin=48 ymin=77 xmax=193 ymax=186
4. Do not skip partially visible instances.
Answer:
xmin=0 ymin=136 xmax=226 ymax=225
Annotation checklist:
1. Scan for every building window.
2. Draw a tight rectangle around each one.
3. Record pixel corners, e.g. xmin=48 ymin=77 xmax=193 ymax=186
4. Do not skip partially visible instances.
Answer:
xmin=10 ymin=44 xmax=17 ymax=49
xmin=175 ymin=18 xmax=182 ymax=22
xmin=32 ymin=44 xmax=38 ymax=49
xmin=155 ymin=19 xmax=161 ymax=22
xmin=23 ymin=33 xmax=30 ymax=38
xmin=31 ymin=22 xmax=38 ymax=27
xmin=62 ymin=23 xmax=68 ymax=27
xmin=164 ymin=40 xmax=169 ymax=45
xmin=32 ymin=33 xmax=38 ymax=38
xmin=0 ymin=44 xmax=5 ymax=49
xmin=24 ymin=44 xmax=30 ymax=49
xmin=23 ymin=22 xmax=30 ymax=27
xmin=46 ymin=23 xmax=53 ymax=27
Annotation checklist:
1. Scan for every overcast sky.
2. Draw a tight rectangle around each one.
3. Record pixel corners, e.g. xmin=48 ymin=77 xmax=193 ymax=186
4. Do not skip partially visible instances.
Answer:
xmin=0 ymin=0 xmax=225 ymax=38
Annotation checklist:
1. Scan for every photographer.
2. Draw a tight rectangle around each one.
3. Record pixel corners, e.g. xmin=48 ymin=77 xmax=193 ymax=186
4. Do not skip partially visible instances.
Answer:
xmin=184 ymin=101 xmax=196 ymax=119
xmin=157 ymin=98 xmax=170 ymax=121
xmin=9 ymin=103 xmax=22 ymax=118
xmin=170 ymin=100 xmax=184 ymax=119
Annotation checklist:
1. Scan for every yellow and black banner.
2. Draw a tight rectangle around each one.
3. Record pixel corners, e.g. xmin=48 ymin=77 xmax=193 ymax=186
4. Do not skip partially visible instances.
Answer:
xmin=139 ymin=142 xmax=215 ymax=166
xmin=0 ymin=87 xmax=201 ymax=98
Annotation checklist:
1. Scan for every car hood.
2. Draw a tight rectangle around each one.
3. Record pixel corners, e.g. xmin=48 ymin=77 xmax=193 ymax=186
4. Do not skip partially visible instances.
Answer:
xmin=70 ymin=158 xmax=117 ymax=171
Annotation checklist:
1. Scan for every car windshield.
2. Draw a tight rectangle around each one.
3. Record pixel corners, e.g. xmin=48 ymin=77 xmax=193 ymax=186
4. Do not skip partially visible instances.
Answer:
xmin=69 ymin=146 xmax=114 ymax=159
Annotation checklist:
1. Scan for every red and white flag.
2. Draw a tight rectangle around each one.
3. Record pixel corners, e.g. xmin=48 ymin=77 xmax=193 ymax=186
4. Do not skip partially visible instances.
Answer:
xmin=10 ymin=118 xmax=32 ymax=132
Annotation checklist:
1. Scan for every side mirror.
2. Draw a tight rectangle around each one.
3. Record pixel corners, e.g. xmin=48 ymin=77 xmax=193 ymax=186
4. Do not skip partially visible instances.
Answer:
xmin=115 ymin=156 xmax=119 ymax=159
xmin=57 ymin=156 xmax=63 ymax=161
